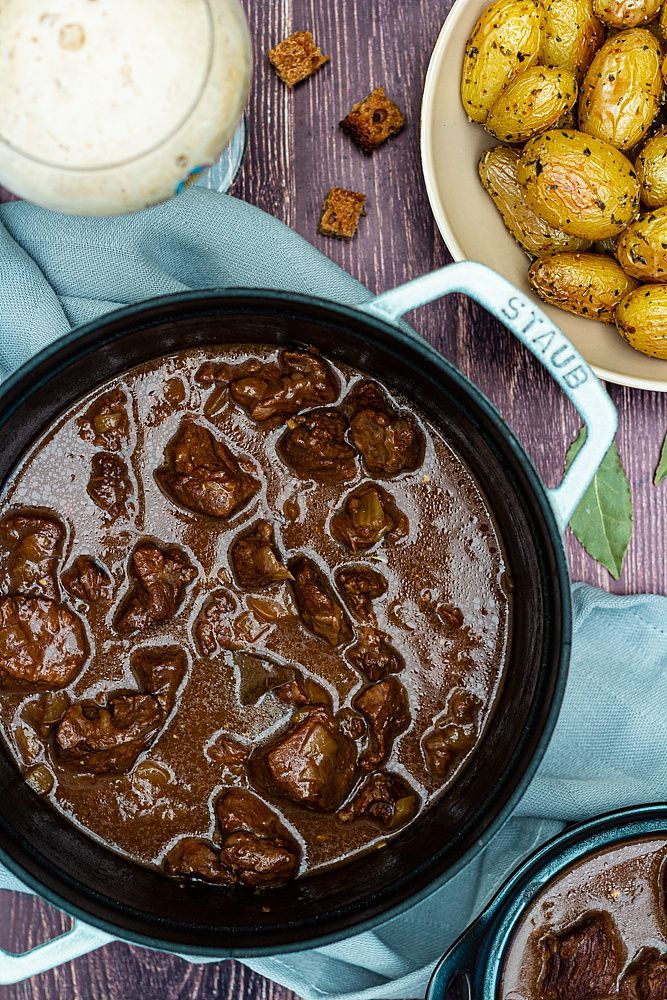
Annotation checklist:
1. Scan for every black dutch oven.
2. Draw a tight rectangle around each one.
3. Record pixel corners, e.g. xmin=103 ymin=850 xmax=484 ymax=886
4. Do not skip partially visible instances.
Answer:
xmin=0 ymin=262 xmax=616 ymax=968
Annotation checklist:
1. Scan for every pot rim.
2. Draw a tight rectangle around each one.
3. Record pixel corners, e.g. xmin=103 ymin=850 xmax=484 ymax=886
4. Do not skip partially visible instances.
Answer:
xmin=0 ymin=287 xmax=572 ymax=956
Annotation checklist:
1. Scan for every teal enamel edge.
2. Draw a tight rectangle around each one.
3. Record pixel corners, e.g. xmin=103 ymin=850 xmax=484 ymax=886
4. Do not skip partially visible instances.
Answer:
xmin=359 ymin=261 xmax=618 ymax=532
xmin=0 ymin=922 xmax=114 ymax=986
xmin=426 ymin=804 xmax=667 ymax=1000
xmin=0 ymin=274 xmax=572 ymax=975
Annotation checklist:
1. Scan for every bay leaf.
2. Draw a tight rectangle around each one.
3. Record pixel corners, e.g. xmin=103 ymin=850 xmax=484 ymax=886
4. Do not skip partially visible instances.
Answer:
xmin=565 ymin=428 xmax=633 ymax=579
xmin=654 ymin=432 xmax=667 ymax=486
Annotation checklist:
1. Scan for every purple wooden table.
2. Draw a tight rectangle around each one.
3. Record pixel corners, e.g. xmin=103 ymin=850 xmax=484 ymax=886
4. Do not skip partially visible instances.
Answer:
xmin=1 ymin=1 xmax=666 ymax=998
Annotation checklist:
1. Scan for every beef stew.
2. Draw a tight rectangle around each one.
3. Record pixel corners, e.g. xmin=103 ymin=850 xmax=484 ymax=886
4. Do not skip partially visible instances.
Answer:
xmin=0 ymin=345 xmax=509 ymax=889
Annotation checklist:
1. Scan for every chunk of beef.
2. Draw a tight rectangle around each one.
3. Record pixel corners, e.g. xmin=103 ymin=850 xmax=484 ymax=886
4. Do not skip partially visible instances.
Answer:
xmin=217 ymin=788 xmax=283 ymax=838
xmin=354 ymin=677 xmax=410 ymax=770
xmin=335 ymin=564 xmax=388 ymax=621
xmin=164 ymin=838 xmax=234 ymax=884
xmin=78 ymin=388 xmax=129 ymax=452
xmin=193 ymin=590 xmax=239 ymax=655
xmin=167 ymin=792 xmax=301 ymax=888
xmin=131 ymin=645 xmax=187 ymax=712
xmin=277 ymin=409 xmax=357 ymax=483
xmin=0 ymin=511 xmax=64 ymax=600
xmin=114 ymin=542 xmax=197 ymax=634
xmin=342 ymin=380 xmax=388 ymax=414
xmin=343 ymin=379 xmax=424 ymax=477
xmin=422 ymin=689 xmax=482 ymax=779
xmin=330 ymin=484 xmax=408 ymax=553
xmin=206 ymin=733 xmax=250 ymax=766
xmin=422 ymin=723 xmax=479 ymax=777
xmin=216 ymin=788 xmax=300 ymax=887
xmin=288 ymin=555 xmax=353 ymax=646
xmin=87 ymin=452 xmax=131 ymax=519
xmin=54 ymin=691 xmax=164 ymax=774
xmin=195 ymin=598 xmax=279 ymax=653
xmin=351 ymin=410 xmax=423 ymax=478
xmin=156 ymin=420 xmax=259 ymax=520
xmin=0 ymin=596 xmax=88 ymax=691
xmin=219 ymin=832 xmax=298 ymax=888
xmin=61 ymin=556 xmax=112 ymax=605
xmin=229 ymin=520 xmax=292 ymax=590
xmin=197 ymin=350 xmax=339 ymax=422
xmin=273 ymin=673 xmax=330 ymax=708
xmin=448 ymin=689 xmax=482 ymax=725
xmin=337 ymin=707 xmax=367 ymax=741
xmin=253 ymin=707 xmax=357 ymax=812
xmin=346 ymin=627 xmax=404 ymax=681
xmin=338 ymin=771 xmax=418 ymax=829
xmin=418 ymin=591 xmax=465 ymax=632
xmin=539 ymin=912 xmax=624 ymax=1000
xmin=620 ymin=949 xmax=667 ymax=1000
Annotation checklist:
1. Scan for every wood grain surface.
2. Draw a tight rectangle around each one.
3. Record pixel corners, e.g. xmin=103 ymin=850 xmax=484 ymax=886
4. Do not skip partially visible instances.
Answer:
xmin=1 ymin=0 xmax=666 ymax=998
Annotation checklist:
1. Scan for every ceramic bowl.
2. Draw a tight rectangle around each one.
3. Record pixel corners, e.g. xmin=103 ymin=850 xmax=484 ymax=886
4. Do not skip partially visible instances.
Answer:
xmin=420 ymin=0 xmax=667 ymax=392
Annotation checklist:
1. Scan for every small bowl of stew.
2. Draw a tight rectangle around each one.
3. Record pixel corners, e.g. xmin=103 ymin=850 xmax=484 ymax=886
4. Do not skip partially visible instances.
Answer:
xmin=427 ymin=803 xmax=667 ymax=1000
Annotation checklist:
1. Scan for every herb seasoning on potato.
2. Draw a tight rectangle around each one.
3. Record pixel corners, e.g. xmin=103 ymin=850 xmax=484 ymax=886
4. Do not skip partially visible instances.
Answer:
xmin=528 ymin=251 xmax=638 ymax=320
xmin=517 ymin=130 xmax=640 ymax=239
xmin=461 ymin=0 xmax=543 ymax=123
xmin=636 ymin=128 xmax=667 ymax=208
xmin=485 ymin=66 xmax=578 ymax=143
xmin=593 ymin=0 xmax=662 ymax=27
xmin=479 ymin=146 xmax=592 ymax=255
xmin=540 ymin=0 xmax=605 ymax=83
xmin=616 ymin=206 xmax=667 ymax=280
xmin=616 ymin=284 xmax=667 ymax=357
xmin=578 ymin=29 xmax=662 ymax=152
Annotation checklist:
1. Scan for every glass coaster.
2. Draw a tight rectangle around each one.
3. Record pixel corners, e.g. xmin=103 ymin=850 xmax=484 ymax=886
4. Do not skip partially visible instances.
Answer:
xmin=194 ymin=116 xmax=247 ymax=193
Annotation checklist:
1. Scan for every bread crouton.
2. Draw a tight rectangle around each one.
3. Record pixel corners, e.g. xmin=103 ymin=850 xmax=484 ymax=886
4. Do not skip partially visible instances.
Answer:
xmin=318 ymin=188 xmax=367 ymax=240
xmin=269 ymin=31 xmax=330 ymax=88
xmin=340 ymin=88 xmax=405 ymax=153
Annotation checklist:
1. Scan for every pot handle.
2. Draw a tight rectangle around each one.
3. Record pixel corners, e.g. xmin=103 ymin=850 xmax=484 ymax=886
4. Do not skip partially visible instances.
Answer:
xmin=358 ymin=261 xmax=617 ymax=531
xmin=426 ymin=911 xmax=491 ymax=1000
xmin=0 ymin=871 xmax=113 ymax=986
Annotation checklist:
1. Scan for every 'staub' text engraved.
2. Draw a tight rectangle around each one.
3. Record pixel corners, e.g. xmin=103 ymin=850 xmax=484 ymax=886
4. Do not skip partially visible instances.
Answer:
xmin=501 ymin=295 xmax=589 ymax=390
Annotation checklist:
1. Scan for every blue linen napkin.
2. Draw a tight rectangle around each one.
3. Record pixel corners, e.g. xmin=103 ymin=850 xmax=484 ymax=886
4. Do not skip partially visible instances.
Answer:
xmin=0 ymin=189 xmax=666 ymax=999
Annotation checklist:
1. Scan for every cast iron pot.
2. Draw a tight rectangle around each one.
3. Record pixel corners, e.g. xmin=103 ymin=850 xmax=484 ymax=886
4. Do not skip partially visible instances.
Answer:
xmin=0 ymin=262 xmax=616 ymax=979
xmin=427 ymin=803 xmax=667 ymax=1000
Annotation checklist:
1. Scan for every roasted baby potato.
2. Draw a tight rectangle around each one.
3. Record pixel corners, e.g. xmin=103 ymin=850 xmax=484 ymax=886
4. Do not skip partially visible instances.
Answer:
xmin=616 ymin=284 xmax=667 ymax=356
xmin=485 ymin=67 xmax=578 ymax=143
xmin=540 ymin=0 xmax=605 ymax=83
xmin=578 ymin=29 xmax=663 ymax=152
xmin=461 ymin=0 xmax=543 ymax=123
xmin=593 ymin=0 xmax=663 ymax=26
xmin=528 ymin=251 xmax=638 ymax=320
xmin=517 ymin=129 xmax=641 ymax=238
xmin=616 ymin=205 xmax=667 ymax=278
xmin=479 ymin=146 xmax=592 ymax=254
xmin=635 ymin=128 xmax=667 ymax=207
